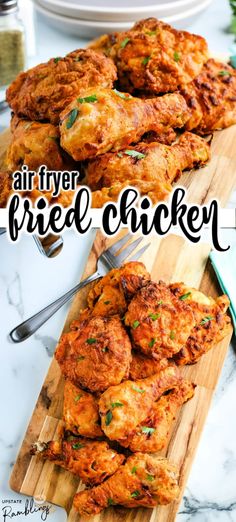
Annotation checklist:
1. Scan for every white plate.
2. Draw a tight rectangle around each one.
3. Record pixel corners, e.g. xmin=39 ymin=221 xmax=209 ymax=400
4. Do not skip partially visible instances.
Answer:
xmin=33 ymin=0 xmax=213 ymax=38
xmin=35 ymin=0 xmax=208 ymax=22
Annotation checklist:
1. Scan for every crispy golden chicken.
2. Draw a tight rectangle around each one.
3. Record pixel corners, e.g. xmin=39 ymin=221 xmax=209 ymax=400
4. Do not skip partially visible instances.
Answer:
xmin=121 ymin=380 xmax=195 ymax=452
xmin=31 ymin=436 xmax=124 ymax=486
xmin=63 ymin=380 xmax=102 ymax=438
xmin=6 ymin=49 xmax=117 ymax=124
xmin=129 ymin=352 xmax=168 ymax=380
xmin=5 ymin=115 xmax=78 ymax=172
xmin=90 ymin=18 xmax=208 ymax=94
xmin=0 ymin=169 xmax=77 ymax=208
xmin=55 ymin=315 xmax=132 ymax=392
xmin=169 ymin=283 xmax=231 ymax=365
xmin=73 ymin=453 xmax=179 ymax=514
xmin=125 ymin=281 xmax=197 ymax=359
xmin=99 ymin=365 xmax=181 ymax=443
xmin=86 ymin=131 xmax=210 ymax=206
xmin=86 ymin=261 xmax=150 ymax=317
xmin=59 ymin=87 xmax=190 ymax=161
xmin=181 ymin=59 xmax=236 ymax=134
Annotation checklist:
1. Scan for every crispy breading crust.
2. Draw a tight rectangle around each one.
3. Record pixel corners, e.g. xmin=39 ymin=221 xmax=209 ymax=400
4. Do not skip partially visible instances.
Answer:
xmin=63 ymin=380 xmax=102 ymax=438
xmin=170 ymin=283 xmax=231 ymax=364
xmin=89 ymin=18 xmax=208 ymax=94
xmin=59 ymin=88 xmax=190 ymax=161
xmin=73 ymin=453 xmax=180 ymax=514
xmin=182 ymin=59 xmax=236 ymax=134
xmin=86 ymin=131 xmax=210 ymax=206
xmin=125 ymin=281 xmax=197 ymax=359
xmin=6 ymin=49 xmax=117 ymax=124
xmin=31 ymin=436 xmax=124 ymax=486
xmin=99 ymin=365 xmax=182 ymax=442
xmin=55 ymin=315 xmax=132 ymax=392
xmin=6 ymin=115 xmax=78 ymax=172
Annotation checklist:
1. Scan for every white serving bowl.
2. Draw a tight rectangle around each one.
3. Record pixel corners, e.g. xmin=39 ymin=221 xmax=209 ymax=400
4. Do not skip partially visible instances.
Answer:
xmin=33 ymin=0 xmax=213 ymax=38
xmin=35 ymin=0 xmax=213 ymax=23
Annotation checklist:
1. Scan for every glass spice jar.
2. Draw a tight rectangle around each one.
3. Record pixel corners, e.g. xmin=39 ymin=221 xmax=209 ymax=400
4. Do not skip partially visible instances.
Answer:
xmin=0 ymin=0 xmax=26 ymax=89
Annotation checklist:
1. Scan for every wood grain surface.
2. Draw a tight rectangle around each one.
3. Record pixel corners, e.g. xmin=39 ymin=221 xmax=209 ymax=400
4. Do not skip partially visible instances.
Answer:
xmin=9 ymin=231 xmax=233 ymax=522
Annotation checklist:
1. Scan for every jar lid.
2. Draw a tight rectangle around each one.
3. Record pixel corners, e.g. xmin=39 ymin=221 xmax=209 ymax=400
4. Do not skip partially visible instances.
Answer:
xmin=0 ymin=0 xmax=18 ymax=15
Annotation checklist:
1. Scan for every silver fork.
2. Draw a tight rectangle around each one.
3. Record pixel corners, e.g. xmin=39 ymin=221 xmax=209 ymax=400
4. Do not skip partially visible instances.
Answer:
xmin=9 ymin=234 xmax=150 ymax=343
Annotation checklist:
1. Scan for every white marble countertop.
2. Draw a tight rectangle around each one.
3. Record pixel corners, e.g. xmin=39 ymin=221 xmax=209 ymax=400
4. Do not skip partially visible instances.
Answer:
xmin=0 ymin=0 xmax=236 ymax=521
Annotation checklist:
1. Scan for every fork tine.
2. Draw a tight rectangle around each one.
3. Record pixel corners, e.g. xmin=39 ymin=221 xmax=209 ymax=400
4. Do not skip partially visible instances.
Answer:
xmin=129 ymin=242 xmax=151 ymax=262
xmin=115 ymin=237 xmax=143 ymax=264
xmin=107 ymin=232 xmax=133 ymax=255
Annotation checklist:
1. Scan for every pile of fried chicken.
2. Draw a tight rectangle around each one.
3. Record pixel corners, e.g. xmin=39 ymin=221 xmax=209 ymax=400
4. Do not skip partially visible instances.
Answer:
xmin=31 ymin=261 xmax=231 ymax=516
xmin=1 ymin=18 xmax=236 ymax=207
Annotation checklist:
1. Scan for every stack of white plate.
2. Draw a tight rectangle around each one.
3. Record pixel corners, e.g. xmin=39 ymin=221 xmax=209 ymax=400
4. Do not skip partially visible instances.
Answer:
xmin=33 ymin=0 xmax=213 ymax=38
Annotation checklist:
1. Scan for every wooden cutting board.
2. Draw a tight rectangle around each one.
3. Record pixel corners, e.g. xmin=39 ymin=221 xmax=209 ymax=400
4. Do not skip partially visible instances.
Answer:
xmin=9 ymin=231 xmax=233 ymax=522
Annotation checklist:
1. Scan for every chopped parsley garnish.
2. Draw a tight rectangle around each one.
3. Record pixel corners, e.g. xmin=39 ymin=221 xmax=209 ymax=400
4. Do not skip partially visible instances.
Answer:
xmin=107 ymin=498 xmax=115 ymax=506
xmin=77 ymin=94 xmax=98 ymax=103
xmin=104 ymin=300 xmax=111 ymax=304
xmin=131 ymin=490 xmax=140 ymax=498
xmin=148 ymin=338 xmax=156 ymax=348
xmin=113 ymin=89 xmax=132 ymax=100
xmin=179 ymin=292 xmax=191 ymax=300
xmin=131 ymin=466 xmax=137 ymax=474
xmin=173 ymin=51 xmax=180 ymax=62
xmin=142 ymin=56 xmax=151 ymax=65
xmin=158 ymin=300 xmax=163 ymax=305
xmin=146 ymin=30 xmax=156 ymax=36
xmin=148 ymin=313 xmax=160 ymax=320
xmin=132 ymin=385 xmax=145 ymax=393
xmin=72 ymin=442 xmax=84 ymax=449
xmin=170 ymin=330 xmax=175 ymax=340
xmin=77 ymin=355 xmax=85 ymax=361
xmin=117 ymin=152 xmax=123 ymax=158
xmin=200 ymin=315 xmax=214 ymax=325
xmin=66 ymin=108 xmax=79 ymax=129
xmin=141 ymin=426 xmax=155 ymax=434
xmin=111 ymin=401 xmax=123 ymax=409
xmin=147 ymin=474 xmax=154 ymax=481
xmin=54 ymin=57 xmax=62 ymax=63
xmin=132 ymin=320 xmax=140 ymax=329
xmin=218 ymin=70 xmax=231 ymax=76
xmin=124 ymin=150 xmax=146 ymax=160
xmin=120 ymin=37 xmax=130 ymax=48
xmin=105 ymin=410 xmax=113 ymax=426
xmin=86 ymin=338 xmax=97 ymax=344
xmin=74 ymin=394 xmax=82 ymax=402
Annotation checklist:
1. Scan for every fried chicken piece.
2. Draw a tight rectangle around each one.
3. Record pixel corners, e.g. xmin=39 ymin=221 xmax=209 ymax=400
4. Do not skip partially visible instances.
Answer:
xmin=90 ymin=18 xmax=208 ymax=94
xmin=169 ymin=283 xmax=231 ymax=365
xmin=6 ymin=49 xmax=117 ymax=124
xmin=59 ymin=87 xmax=190 ymax=161
xmin=5 ymin=115 xmax=78 ymax=172
xmin=122 ymin=380 xmax=195 ymax=452
xmin=129 ymin=352 xmax=168 ymax=380
xmin=125 ymin=281 xmax=197 ymax=359
xmin=55 ymin=315 xmax=132 ymax=392
xmin=73 ymin=453 xmax=179 ymax=514
xmin=0 ymin=171 xmax=12 ymax=207
xmin=31 ymin=436 xmax=124 ymax=486
xmin=181 ymin=59 xmax=236 ymax=134
xmin=63 ymin=380 xmax=102 ymax=438
xmin=99 ymin=365 xmax=181 ymax=443
xmin=87 ymin=261 xmax=150 ymax=317
xmin=0 ymin=169 xmax=76 ymax=208
xmin=86 ymin=132 xmax=210 ymax=206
